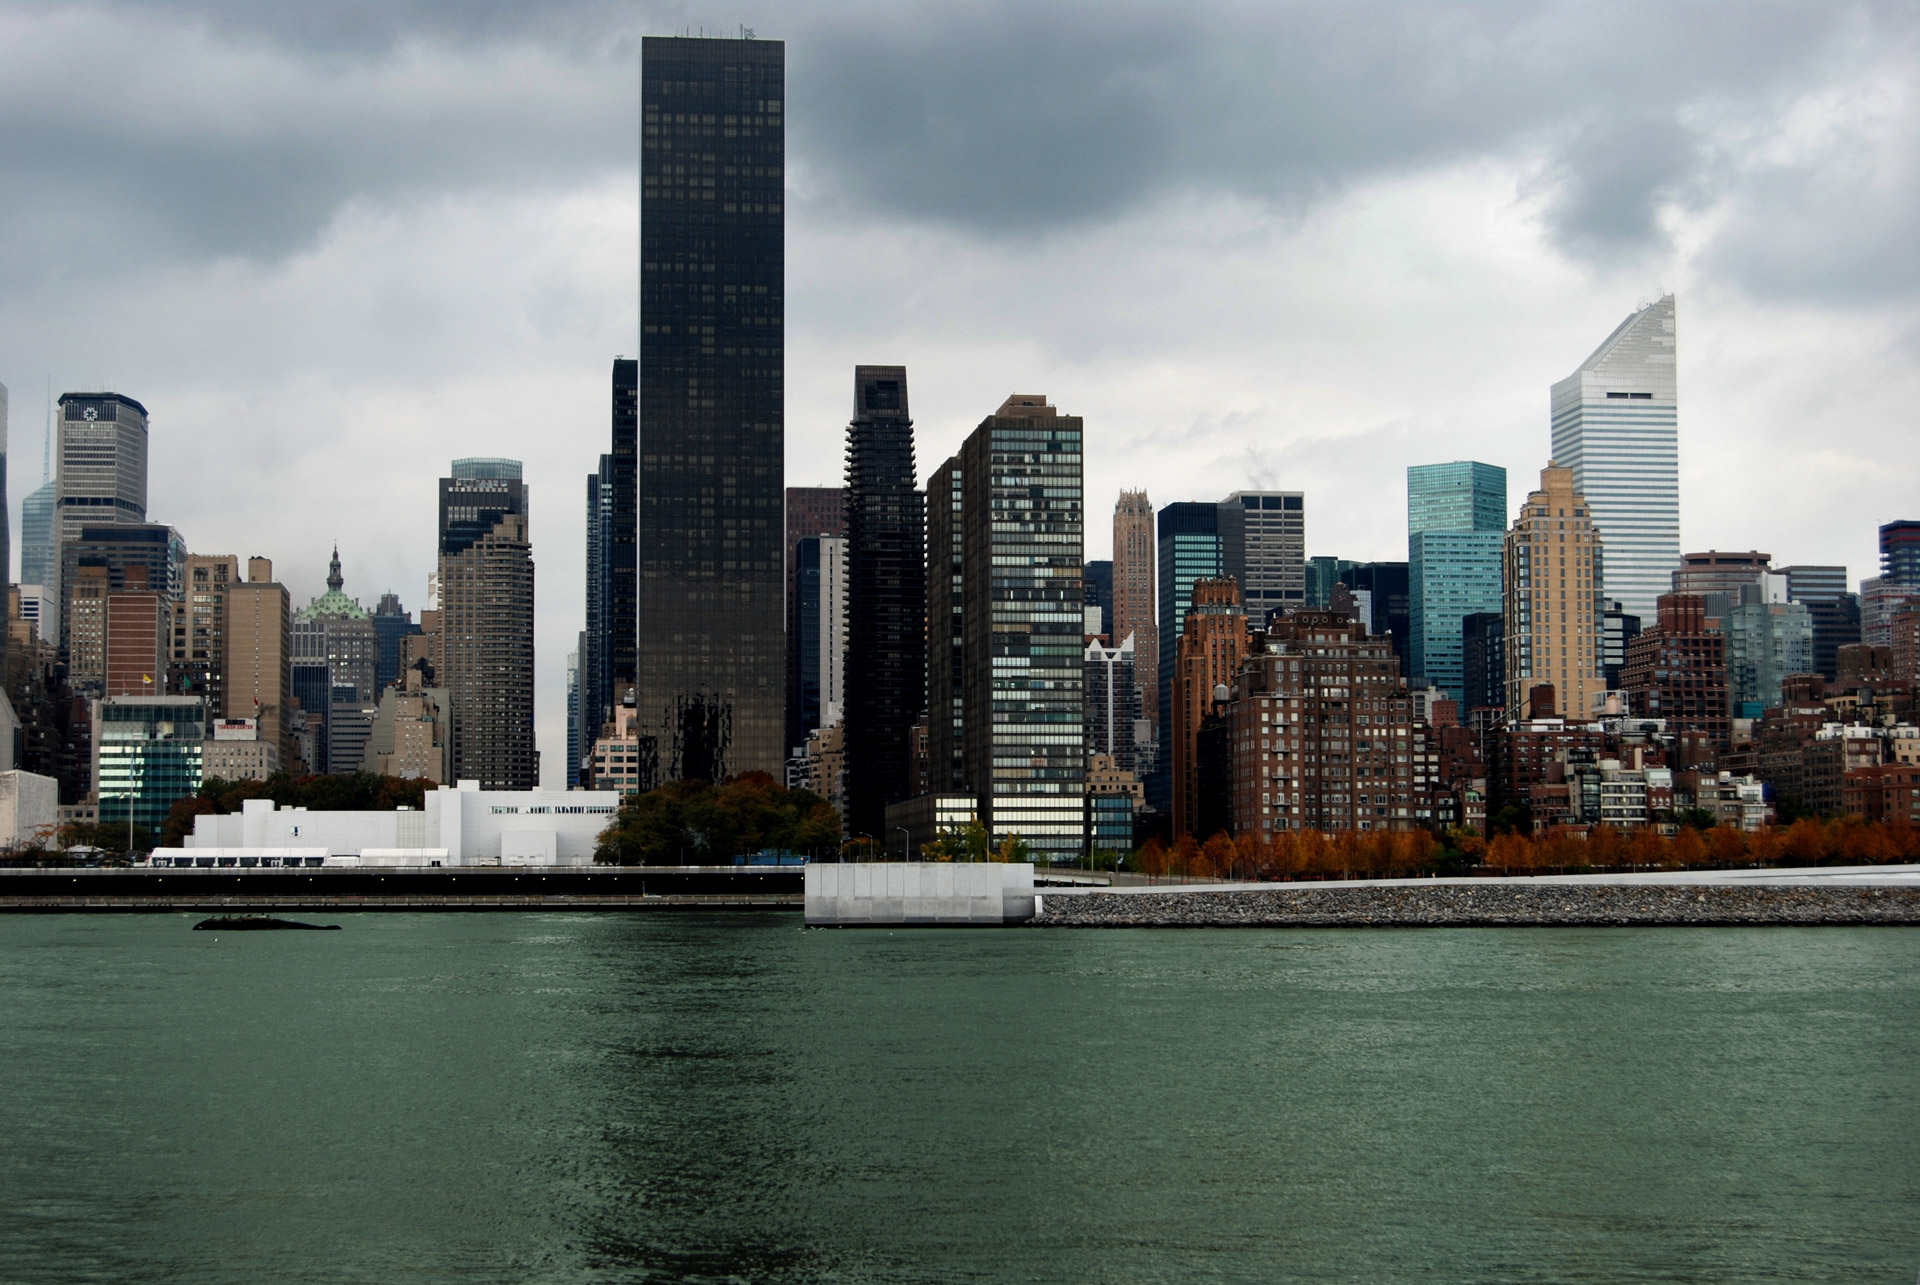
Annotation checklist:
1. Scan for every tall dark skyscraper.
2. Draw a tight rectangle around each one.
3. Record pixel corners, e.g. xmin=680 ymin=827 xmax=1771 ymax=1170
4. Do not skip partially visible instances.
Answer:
xmin=581 ymin=357 xmax=638 ymax=774
xmin=783 ymin=485 xmax=844 ymax=755
xmin=636 ymin=35 xmax=785 ymax=781
xmin=843 ymin=366 xmax=926 ymax=840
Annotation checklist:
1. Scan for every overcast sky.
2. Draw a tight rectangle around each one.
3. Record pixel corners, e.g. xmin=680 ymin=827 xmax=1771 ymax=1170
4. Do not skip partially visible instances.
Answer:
xmin=3 ymin=0 xmax=1917 ymax=784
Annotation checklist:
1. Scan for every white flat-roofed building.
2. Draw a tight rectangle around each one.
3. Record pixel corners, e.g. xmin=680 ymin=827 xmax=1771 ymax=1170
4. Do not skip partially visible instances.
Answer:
xmin=171 ymin=780 xmax=620 ymax=866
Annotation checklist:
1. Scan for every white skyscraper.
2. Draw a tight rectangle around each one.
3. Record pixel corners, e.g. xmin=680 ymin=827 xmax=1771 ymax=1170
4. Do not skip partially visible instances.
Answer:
xmin=1550 ymin=295 xmax=1678 ymax=623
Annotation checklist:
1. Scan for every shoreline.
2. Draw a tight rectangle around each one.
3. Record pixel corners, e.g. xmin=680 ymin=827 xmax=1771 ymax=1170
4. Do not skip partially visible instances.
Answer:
xmin=1033 ymin=882 xmax=1920 ymax=927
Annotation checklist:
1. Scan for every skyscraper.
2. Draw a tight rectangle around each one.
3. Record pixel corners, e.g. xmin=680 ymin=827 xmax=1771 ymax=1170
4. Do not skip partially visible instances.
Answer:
xmin=1082 ymin=560 xmax=1113 ymax=636
xmin=1111 ymin=490 xmax=1156 ymax=732
xmin=52 ymin=392 xmax=147 ymax=616
xmin=1172 ymin=577 xmax=1247 ymax=837
xmin=784 ymin=486 xmax=845 ymax=754
xmin=843 ymin=366 xmax=926 ymax=839
xmin=438 ymin=459 xmax=536 ymax=788
xmin=582 ymin=358 xmax=637 ymax=753
xmin=170 ymin=554 xmax=240 ymax=710
xmin=1549 ymin=295 xmax=1678 ymax=623
xmin=959 ymin=395 xmax=1084 ymax=861
xmin=788 ymin=535 xmax=846 ymax=748
xmin=1151 ymin=501 xmax=1225 ymax=816
xmin=294 ymin=547 xmax=380 ymax=775
xmin=1881 ymin=521 xmax=1920 ymax=587
xmin=637 ymin=35 xmax=785 ymax=780
xmin=19 ymin=481 xmax=54 ymax=591
xmin=226 ymin=557 xmax=291 ymax=768
xmin=1408 ymin=461 xmax=1507 ymax=704
xmin=1503 ymin=464 xmax=1606 ymax=719
xmin=925 ymin=456 xmax=965 ymax=793
xmin=1219 ymin=490 xmax=1305 ymax=623
xmin=1781 ymin=564 xmax=1859 ymax=681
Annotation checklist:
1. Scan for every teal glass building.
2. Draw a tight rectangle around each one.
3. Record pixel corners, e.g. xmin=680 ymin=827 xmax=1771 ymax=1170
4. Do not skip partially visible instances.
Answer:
xmin=95 ymin=695 xmax=207 ymax=836
xmin=1408 ymin=462 xmax=1507 ymax=704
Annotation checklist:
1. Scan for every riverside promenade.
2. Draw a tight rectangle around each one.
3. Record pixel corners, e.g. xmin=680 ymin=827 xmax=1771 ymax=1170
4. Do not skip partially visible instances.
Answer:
xmin=1033 ymin=864 xmax=1920 ymax=927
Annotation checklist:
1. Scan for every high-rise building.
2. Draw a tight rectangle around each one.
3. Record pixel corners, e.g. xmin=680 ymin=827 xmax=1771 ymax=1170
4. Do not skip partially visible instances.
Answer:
xmin=1549 ymin=295 xmax=1678 ymax=622
xmin=93 ymin=694 xmax=204 ymax=834
xmin=1724 ymin=600 xmax=1813 ymax=713
xmin=439 ymin=460 xmax=536 ymax=788
xmin=226 ymin=558 xmax=291 ymax=769
xmin=1622 ymin=594 xmax=1731 ymax=764
xmin=581 ymin=359 xmax=637 ymax=753
xmin=1504 ymin=464 xmax=1606 ymax=719
xmin=636 ymin=35 xmax=785 ymax=780
xmin=784 ymin=486 xmax=845 ymax=754
xmin=958 ymin=395 xmax=1084 ymax=861
xmin=1407 ymin=461 xmax=1507 ymax=704
xmin=19 ymin=482 xmax=55 ymax=592
xmin=169 ymin=555 xmax=239 ymax=708
xmin=1083 ymin=635 xmax=1139 ymax=774
xmin=1219 ymin=491 xmax=1306 ymax=623
xmin=1336 ymin=562 xmax=1411 ymax=674
xmin=1673 ymin=550 xmax=1772 ymax=603
xmin=52 ymin=392 xmax=148 ymax=615
xmin=566 ymin=639 xmax=583 ymax=788
xmin=1112 ymin=490 xmax=1157 ymax=732
xmin=843 ymin=366 xmax=925 ymax=839
xmin=1305 ymin=556 xmax=1359 ymax=610
xmin=370 ymin=592 xmax=422 ymax=699
xmin=1151 ymin=502 xmax=1225 ymax=816
xmin=788 ymin=535 xmax=846 ymax=746
xmin=1781 ymin=565 xmax=1859 ymax=681
xmin=1461 ymin=612 xmax=1506 ymax=715
xmin=105 ymin=567 xmax=166 ymax=698
xmin=1882 ymin=520 xmax=1920 ymax=586
xmin=0 ymin=381 xmax=8 ymax=646
xmin=58 ymin=524 xmax=184 ymax=654
xmin=1082 ymin=560 xmax=1113 ymax=637
xmin=1601 ymin=601 xmax=1642 ymax=690
xmin=925 ymin=456 xmax=965 ymax=793
xmin=66 ymin=562 xmax=111 ymax=693
xmin=1229 ymin=612 xmax=1438 ymax=836
xmin=1861 ymin=577 xmax=1920 ymax=647
xmin=1172 ymin=578 xmax=1248 ymax=837
xmin=293 ymin=548 xmax=380 ymax=775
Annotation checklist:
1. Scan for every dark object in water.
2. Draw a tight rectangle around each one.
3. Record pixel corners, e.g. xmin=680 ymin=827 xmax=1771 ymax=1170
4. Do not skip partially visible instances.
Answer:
xmin=192 ymin=916 xmax=340 ymax=932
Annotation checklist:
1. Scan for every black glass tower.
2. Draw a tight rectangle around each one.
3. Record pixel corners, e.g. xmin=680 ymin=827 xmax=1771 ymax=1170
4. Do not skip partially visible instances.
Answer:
xmin=637 ymin=35 xmax=785 ymax=780
xmin=583 ymin=357 xmax=638 ymax=775
xmin=843 ymin=366 xmax=925 ymax=839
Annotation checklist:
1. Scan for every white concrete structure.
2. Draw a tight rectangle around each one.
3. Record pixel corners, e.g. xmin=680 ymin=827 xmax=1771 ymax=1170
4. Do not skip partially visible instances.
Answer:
xmin=805 ymin=862 xmax=1037 ymax=925
xmin=175 ymin=781 xmax=619 ymax=866
xmin=0 ymin=770 xmax=58 ymax=848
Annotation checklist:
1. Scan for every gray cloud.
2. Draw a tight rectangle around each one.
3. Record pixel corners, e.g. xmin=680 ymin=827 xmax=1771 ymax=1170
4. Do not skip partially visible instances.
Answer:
xmin=2 ymin=1 xmax=1913 ymax=296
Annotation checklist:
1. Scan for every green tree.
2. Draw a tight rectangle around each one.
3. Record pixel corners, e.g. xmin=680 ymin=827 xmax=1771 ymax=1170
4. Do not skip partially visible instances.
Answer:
xmin=594 ymin=773 xmax=842 ymax=865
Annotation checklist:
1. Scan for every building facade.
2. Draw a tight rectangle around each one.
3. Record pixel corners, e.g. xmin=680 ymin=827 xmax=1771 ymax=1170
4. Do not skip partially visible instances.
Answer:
xmin=959 ymin=395 xmax=1085 ymax=861
xmin=1504 ymin=464 xmax=1606 ymax=719
xmin=783 ymin=485 xmax=845 ymax=754
xmin=843 ymin=365 xmax=926 ymax=840
xmin=636 ymin=35 xmax=786 ymax=779
xmin=1112 ymin=489 xmax=1157 ymax=735
xmin=52 ymin=392 xmax=148 ymax=615
xmin=1084 ymin=634 xmax=1140 ymax=775
xmin=1408 ymin=461 xmax=1507 ymax=705
xmin=925 ymin=456 xmax=965 ymax=793
xmin=1220 ymin=491 xmax=1306 ymax=624
xmin=94 ymin=694 xmax=205 ymax=834
xmin=1173 ymin=578 xmax=1248 ymax=837
xmin=1621 ymin=593 xmax=1731 ymax=765
xmin=438 ymin=462 xmax=536 ymax=789
xmin=1549 ymin=295 xmax=1678 ymax=623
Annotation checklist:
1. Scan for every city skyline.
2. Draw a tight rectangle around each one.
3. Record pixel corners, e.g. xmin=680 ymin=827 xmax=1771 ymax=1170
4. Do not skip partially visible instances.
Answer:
xmin=4 ymin=7 xmax=1919 ymax=786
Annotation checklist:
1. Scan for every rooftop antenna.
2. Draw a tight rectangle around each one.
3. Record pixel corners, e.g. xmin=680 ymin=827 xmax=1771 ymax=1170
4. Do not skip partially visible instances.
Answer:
xmin=740 ymin=24 xmax=755 ymax=38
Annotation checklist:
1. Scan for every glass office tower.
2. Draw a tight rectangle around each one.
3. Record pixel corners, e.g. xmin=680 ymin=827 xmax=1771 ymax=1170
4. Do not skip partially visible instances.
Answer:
xmin=1408 ymin=461 xmax=1507 ymax=704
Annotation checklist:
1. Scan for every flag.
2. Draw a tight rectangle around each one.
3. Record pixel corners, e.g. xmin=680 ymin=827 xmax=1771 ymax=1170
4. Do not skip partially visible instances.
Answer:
xmin=142 ymin=674 xmax=153 ymax=686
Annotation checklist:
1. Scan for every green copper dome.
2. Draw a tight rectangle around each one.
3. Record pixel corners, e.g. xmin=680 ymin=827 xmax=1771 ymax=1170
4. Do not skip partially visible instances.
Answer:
xmin=296 ymin=545 xmax=369 ymax=621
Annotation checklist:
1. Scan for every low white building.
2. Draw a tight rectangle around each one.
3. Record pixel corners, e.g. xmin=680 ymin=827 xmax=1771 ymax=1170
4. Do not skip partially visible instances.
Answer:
xmin=161 ymin=780 xmax=620 ymax=866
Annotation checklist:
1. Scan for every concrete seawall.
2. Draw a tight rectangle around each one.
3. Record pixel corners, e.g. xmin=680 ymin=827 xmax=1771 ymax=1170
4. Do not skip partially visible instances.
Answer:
xmin=1034 ymin=883 xmax=1920 ymax=928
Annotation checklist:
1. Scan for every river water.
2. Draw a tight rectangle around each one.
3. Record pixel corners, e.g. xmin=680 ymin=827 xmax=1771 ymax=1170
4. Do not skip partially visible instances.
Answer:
xmin=2 ymin=913 xmax=1915 ymax=1283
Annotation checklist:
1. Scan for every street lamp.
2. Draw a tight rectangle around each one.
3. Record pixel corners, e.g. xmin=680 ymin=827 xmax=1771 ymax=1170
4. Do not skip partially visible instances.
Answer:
xmin=895 ymin=826 xmax=912 ymax=862
xmin=855 ymin=831 xmax=874 ymax=863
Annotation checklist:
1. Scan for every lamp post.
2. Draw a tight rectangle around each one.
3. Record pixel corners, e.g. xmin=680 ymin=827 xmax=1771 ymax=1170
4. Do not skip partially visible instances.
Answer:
xmin=855 ymin=832 xmax=874 ymax=863
xmin=895 ymin=826 xmax=911 ymax=862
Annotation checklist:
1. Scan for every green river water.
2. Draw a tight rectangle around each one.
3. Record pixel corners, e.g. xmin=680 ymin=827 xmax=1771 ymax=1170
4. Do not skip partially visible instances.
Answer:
xmin=2 ymin=913 xmax=1915 ymax=1283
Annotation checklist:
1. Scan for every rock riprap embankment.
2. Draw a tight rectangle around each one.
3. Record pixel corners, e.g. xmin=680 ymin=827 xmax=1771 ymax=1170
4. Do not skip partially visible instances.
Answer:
xmin=1034 ymin=883 xmax=1920 ymax=927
